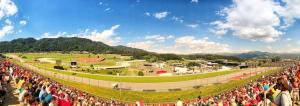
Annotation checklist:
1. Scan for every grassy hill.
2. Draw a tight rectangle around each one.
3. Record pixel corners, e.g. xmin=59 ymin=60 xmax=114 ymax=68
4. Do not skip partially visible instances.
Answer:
xmin=0 ymin=37 xmax=243 ymax=62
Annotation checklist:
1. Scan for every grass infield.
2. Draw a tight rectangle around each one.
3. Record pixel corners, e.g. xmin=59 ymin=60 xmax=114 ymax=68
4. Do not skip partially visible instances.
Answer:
xmin=11 ymin=58 xmax=281 ymax=103
xmin=29 ymin=63 xmax=241 ymax=83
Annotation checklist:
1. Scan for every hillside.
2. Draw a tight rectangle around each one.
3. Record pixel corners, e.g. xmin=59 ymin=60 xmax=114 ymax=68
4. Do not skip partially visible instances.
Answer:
xmin=0 ymin=37 xmax=243 ymax=61
xmin=225 ymin=51 xmax=300 ymax=60
xmin=235 ymin=51 xmax=275 ymax=59
xmin=0 ymin=37 xmax=112 ymax=53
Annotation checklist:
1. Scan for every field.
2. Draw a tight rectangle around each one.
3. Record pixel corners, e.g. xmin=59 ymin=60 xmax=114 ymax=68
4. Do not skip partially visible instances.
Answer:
xmin=13 ymin=58 xmax=281 ymax=103
xmin=7 ymin=53 xmax=139 ymax=75
xmin=7 ymin=53 xmax=282 ymax=103
xmin=14 ymin=52 xmax=128 ymax=66
xmin=6 ymin=53 xmax=242 ymax=83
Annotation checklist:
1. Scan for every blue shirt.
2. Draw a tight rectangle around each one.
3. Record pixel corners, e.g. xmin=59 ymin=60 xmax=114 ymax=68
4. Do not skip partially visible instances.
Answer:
xmin=44 ymin=94 xmax=52 ymax=104
xmin=38 ymin=89 xmax=45 ymax=101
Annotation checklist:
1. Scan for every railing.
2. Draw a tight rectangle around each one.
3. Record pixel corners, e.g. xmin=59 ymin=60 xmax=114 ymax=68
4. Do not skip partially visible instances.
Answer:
xmin=7 ymin=58 xmax=284 ymax=105
xmin=19 ymin=63 xmax=274 ymax=92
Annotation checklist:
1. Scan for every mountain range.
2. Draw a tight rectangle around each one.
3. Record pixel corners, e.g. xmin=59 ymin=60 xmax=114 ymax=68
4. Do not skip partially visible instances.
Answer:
xmin=0 ymin=37 xmax=299 ymax=61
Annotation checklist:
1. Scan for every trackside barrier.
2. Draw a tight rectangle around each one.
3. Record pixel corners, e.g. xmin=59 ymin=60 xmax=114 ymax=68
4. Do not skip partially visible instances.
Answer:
xmin=30 ymin=64 xmax=278 ymax=92
xmin=9 ymin=63 xmax=136 ymax=105
xmin=20 ymin=63 xmax=275 ymax=92
xmin=7 ymin=58 xmax=283 ymax=105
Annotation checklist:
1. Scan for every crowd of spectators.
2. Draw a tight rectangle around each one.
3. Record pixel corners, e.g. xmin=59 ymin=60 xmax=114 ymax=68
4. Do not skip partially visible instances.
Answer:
xmin=1 ymin=58 xmax=300 ymax=106
xmin=178 ymin=64 xmax=299 ymax=106
xmin=1 ymin=60 xmax=130 ymax=106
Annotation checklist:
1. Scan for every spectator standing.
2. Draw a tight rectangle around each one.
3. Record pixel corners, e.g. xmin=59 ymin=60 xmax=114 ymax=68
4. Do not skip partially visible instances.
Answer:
xmin=274 ymin=78 xmax=292 ymax=106
xmin=176 ymin=98 xmax=183 ymax=106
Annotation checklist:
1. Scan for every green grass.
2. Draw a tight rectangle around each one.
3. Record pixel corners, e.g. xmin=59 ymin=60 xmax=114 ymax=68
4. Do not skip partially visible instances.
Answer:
xmin=7 ymin=53 xmax=244 ymax=82
xmin=28 ymin=62 xmax=241 ymax=83
xmin=7 ymin=53 xmax=136 ymax=75
xmin=10 ymin=52 xmax=128 ymax=67
xmin=14 ymin=59 xmax=281 ymax=103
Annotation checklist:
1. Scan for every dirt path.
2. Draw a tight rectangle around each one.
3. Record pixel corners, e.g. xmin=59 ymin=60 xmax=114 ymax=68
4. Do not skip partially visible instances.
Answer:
xmin=37 ymin=58 xmax=56 ymax=64
xmin=6 ymin=54 xmax=24 ymax=63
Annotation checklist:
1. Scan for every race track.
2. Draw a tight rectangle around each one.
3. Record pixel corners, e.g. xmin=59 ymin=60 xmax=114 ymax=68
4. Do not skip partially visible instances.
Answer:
xmin=19 ymin=62 xmax=277 ymax=92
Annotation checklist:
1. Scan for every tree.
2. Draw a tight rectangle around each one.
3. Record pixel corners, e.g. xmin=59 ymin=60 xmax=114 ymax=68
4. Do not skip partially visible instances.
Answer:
xmin=138 ymin=71 xmax=144 ymax=76
xmin=187 ymin=62 xmax=200 ymax=67
xmin=272 ymin=56 xmax=280 ymax=62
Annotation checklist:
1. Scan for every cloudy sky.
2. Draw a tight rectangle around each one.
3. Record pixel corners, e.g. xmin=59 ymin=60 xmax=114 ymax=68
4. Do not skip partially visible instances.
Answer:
xmin=1 ymin=0 xmax=300 ymax=54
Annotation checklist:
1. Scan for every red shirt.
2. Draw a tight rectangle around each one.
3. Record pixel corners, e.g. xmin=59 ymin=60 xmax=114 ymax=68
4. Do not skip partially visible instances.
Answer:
xmin=62 ymin=99 xmax=71 ymax=106
xmin=296 ymin=70 xmax=300 ymax=80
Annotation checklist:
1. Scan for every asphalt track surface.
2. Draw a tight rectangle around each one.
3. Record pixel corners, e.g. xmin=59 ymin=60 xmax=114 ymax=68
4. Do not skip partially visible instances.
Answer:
xmin=18 ymin=62 xmax=277 ymax=92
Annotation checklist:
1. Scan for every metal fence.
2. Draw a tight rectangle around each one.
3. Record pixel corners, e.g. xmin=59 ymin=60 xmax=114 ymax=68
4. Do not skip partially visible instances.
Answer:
xmin=9 ymin=61 xmax=281 ymax=105
xmin=21 ymin=63 xmax=272 ymax=92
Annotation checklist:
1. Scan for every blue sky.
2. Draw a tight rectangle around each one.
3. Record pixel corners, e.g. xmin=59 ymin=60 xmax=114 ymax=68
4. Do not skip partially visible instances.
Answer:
xmin=1 ymin=0 xmax=300 ymax=54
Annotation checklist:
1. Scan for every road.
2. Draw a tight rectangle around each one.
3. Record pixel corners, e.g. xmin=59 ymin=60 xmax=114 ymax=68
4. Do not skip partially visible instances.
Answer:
xmin=19 ymin=62 xmax=277 ymax=92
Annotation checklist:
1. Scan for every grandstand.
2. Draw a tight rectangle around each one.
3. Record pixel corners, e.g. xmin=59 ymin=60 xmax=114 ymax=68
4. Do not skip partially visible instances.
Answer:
xmin=1 ymin=0 xmax=300 ymax=105
xmin=1 ymin=56 xmax=300 ymax=105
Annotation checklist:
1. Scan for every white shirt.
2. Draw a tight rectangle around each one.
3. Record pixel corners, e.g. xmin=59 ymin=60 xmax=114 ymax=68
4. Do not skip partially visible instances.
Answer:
xmin=176 ymin=100 xmax=183 ymax=106
xmin=257 ymin=99 xmax=271 ymax=106
xmin=275 ymin=91 xmax=292 ymax=106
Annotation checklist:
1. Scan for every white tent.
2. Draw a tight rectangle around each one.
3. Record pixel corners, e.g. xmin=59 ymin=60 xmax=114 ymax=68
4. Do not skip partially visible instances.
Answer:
xmin=174 ymin=67 xmax=188 ymax=74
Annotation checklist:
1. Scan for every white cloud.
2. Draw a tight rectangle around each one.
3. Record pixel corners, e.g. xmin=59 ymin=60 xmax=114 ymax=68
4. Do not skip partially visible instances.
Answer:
xmin=104 ymin=8 xmax=110 ymax=11
xmin=191 ymin=0 xmax=198 ymax=3
xmin=276 ymin=0 xmax=300 ymax=28
xmin=145 ymin=12 xmax=150 ymax=16
xmin=0 ymin=0 xmax=18 ymax=19
xmin=39 ymin=25 xmax=121 ymax=46
xmin=127 ymin=41 xmax=154 ymax=50
xmin=186 ymin=24 xmax=198 ymax=28
xmin=266 ymin=45 xmax=273 ymax=51
xmin=212 ymin=0 xmax=300 ymax=42
xmin=127 ymin=35 xmax=174 ymax=51
xmin=82 ymin=25 xmax=121 ymax=46
xmin=5 ymin=19 xmax=11 ymax=24
xmin=286 ymin=38 xmax=292 ymax=41
xmin=127 ymin=35 xmax=229 ymax=54
xmin=42 ymin=32 xmax=52 ymax=38
xmin=209 ymin=28 xmax=227 ymax=36
xmin=0 ymin=20 xmax=13 ymax=38
xmin=171 ymin=16 xmax=184 ymax=23
xmin=99 ymin=2 xmax=103 ymax=5
xmin=41 ymin=32 xmax=67 ymax=38
xmin=0 ymin=0 xmax=17 ymax=39
xmin=281 ymin=45 xmax=300 ymax=53
xmin=19 ymin=20 xmax=27 ymax=25
xmin=144 ymin=35 xmax=173 ymax=42
xmin=174 ymin=36 xmax=230 ymax=53
xmin=212 ymin=0 xmax=284 ymax=42
xmin=153 ymin=11 xmax=169 ymax=19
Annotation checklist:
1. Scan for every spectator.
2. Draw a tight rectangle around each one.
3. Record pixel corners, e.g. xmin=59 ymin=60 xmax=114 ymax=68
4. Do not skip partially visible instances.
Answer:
xmin=274 ymin=78 xmax=293 ymax=106
xmin=176 ymin=98 xmax=183 ymax=106
xmin=257 ymin=93 xmax=271 ymax=106
xmin=291 ymin=77 xmax=299 ymax=104
xmin=2 ymin=59 xmax=300 ymax=106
